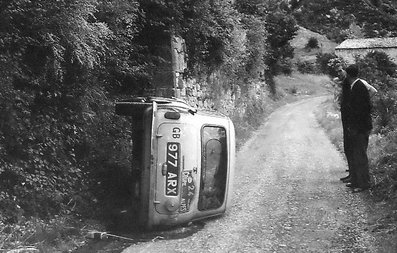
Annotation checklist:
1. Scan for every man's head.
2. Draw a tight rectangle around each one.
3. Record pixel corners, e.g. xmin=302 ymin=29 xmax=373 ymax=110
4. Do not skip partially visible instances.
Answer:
xmin=336 ymin=65 xmax=347 ymax=81
xmin=345 ymin=64 xmax=359 ymax=80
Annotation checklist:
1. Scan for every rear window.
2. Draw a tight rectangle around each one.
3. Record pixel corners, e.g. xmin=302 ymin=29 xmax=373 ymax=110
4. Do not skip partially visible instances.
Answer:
xmin=198 ymin=126 xmax=228 ymax=211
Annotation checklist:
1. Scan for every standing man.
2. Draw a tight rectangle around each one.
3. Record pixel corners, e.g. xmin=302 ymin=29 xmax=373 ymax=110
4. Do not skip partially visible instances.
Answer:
xmin=336 ymin=65 xmax=353 ymax=183
xmin=344 ymin=64 xmax=372 ymax=193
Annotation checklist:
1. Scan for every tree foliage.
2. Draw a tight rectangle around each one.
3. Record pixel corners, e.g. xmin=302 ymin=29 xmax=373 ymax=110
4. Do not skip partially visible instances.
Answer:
xmin=236 ymin=0 xmax=298 ymax=92
xmin=290 ymin=0 xmax=397 ymax=41
xmin=0 ymin=0 xmax=136 ymax=223
xmin=264 ymin=10 xmax=297 ymax=77
xmin=182 ymin=0 xmax=246 ymax=77
xmin=354 ymin=51 xmax=397 ymax=133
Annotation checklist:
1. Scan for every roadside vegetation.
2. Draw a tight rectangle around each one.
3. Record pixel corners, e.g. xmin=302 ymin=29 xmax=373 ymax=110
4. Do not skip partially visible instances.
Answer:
xmin=289 ymin=0 xmax=397 ymax=43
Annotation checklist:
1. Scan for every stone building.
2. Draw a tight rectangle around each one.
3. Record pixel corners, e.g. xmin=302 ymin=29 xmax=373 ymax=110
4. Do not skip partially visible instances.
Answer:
xmin=335 ymin=37 xmax=397 ymax=64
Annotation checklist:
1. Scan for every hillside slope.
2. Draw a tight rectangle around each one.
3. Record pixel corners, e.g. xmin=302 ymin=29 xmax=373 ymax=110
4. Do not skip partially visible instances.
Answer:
xmin=291 ymin=26 xmax=338 ymax=63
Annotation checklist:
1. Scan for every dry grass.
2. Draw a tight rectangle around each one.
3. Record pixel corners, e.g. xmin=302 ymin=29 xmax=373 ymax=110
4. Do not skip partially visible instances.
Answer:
xmin=314 ymin=97 xmax=343 ymax=150
xmin=274 ymin=72 xmax=333 ymax=97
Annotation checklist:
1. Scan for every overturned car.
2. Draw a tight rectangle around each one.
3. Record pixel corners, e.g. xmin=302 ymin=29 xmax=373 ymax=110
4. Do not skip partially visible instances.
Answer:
xmin=115 ymin=97 xmax=235 ymax=230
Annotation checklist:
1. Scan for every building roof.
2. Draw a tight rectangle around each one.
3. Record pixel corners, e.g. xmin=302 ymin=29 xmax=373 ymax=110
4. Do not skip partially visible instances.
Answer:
xmin=335 ymin=37 xmax=397 ymax=50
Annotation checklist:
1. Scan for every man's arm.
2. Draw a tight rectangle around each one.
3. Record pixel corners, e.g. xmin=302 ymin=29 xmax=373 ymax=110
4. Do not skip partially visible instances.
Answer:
xmin=360 ymin=79 xmax=377 ymax=95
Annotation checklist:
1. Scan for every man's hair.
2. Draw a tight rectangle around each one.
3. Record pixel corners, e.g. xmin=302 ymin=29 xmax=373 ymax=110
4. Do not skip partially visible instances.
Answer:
xmin=346 ymin=64 xmax=359 ymax=78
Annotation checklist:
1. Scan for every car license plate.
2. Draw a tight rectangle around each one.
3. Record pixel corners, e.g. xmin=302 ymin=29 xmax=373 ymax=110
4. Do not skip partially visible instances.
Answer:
xmin=166 ymin=142 xmax=179 ymax=196
xmin=180 ymin=171 xmax=195 ymax=213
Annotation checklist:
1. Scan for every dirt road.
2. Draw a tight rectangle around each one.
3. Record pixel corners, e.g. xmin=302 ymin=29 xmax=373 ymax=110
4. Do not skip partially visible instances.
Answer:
xmin=122 ymin=96 xmax=379 ymax=253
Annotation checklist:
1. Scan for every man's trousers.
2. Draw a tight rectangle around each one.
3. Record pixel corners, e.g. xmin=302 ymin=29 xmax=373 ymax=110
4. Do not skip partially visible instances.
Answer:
xmin=348 ymin=130 xmax=370 ymax=189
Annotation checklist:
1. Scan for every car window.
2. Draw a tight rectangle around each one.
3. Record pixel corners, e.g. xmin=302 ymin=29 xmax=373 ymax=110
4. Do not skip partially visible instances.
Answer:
xmin=198 ymin=126 xmax=227 ymax=211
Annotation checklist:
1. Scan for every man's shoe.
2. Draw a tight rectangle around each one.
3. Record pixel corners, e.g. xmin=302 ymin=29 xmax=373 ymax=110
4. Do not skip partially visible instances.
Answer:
xmin=346 ymin=183 xmax=357 ymax=188
xmin=340 ymin=175 xmax=350 ymax=181
xmin=343 ymin=178 xmax=351 ymax=183
xmin=341 ymin=176 xmax=351 ymax=182
xmin=352 ymin=187 xmax=368 ymax=193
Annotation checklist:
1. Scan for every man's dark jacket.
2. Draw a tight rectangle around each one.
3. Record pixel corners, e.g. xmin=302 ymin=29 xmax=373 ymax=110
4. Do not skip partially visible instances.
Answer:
xmin=347 ymin=79 xmax=372 ymax=132
xmin=340 ymin=79 xmax=350 ymax=130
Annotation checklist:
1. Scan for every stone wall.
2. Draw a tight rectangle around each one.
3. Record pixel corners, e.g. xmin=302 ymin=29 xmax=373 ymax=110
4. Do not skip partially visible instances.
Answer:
xmin=168 ymin=35 xmax=238 ymax=112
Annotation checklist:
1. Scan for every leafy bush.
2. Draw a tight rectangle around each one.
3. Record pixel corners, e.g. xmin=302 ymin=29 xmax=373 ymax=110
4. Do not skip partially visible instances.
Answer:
xmin=306 ymin=37 xmax=319 ymax=49
xmin=0 ymin=0 xmax=136 ymax=224
xmin=355 ymin=51 xmax=397 ymax=133
xmin=315 ymin=53 xmax=345 ymax=76
xmin=325 ymin=28 xmax=349 ymax=44
xmin=278 ymin=58 xmax=294 ymax=75
xmin=230 ymin=84 xmax=274 ymax=149
xmin=0 ymin=84 xmax=88 ymax=223
xmin=369 ymin=131 xmax=397 ymax=200
xmin=296 ymin=60 xmax=316 ymax=74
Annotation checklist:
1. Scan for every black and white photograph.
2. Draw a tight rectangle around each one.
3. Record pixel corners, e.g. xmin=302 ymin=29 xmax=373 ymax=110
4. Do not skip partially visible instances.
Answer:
xmin=1 ymin=0 xmax=397 ymax=252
